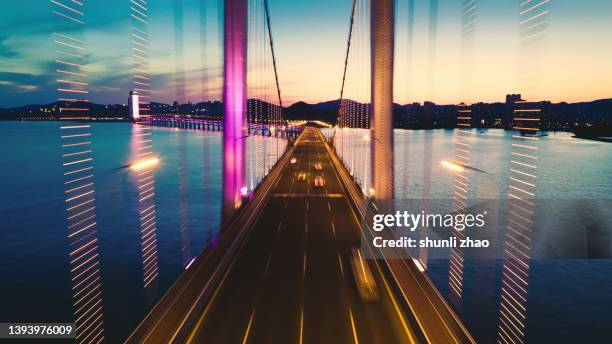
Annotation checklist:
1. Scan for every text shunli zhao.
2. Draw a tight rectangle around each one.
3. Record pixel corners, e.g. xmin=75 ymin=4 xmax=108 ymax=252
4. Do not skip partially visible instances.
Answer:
xmin=370 ymin=211 xmax=490 ymax=249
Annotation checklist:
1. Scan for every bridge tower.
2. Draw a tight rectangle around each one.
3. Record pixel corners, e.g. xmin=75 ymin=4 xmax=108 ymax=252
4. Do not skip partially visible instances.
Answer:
xmin=370 ymin=0 xmax=395 ymax=209
xmin=223 ymin=0 xmax=248 ymax=221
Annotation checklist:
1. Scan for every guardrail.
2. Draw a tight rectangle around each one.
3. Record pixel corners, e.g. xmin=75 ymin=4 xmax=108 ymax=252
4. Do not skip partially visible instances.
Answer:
xmin=125 ymin=131 xmax=304 ymax=344
xmin=319 ymin=129 xmax=476 ymax=344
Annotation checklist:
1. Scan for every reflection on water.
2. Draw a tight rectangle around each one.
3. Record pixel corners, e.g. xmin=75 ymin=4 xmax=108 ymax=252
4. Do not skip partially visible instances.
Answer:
xmin=60 ymin=122 xmax=106 ymax=343
xmin=497 ymin=100 xmax=542 ymax=344
xmin=448 ymin=104 xmax=473 ymax=307
xmin=178 ymin=133 xmax=192 ymax=268
xmin=0 ymin=122 xmax=285 ymax=342
xmin=130 ymin=125 xmax=161 ymax=291
xmin=323 ymin=127 xmax=612 ymax=342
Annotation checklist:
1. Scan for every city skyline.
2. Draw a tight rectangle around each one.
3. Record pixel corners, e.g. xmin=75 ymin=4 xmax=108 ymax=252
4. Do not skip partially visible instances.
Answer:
xmin=1 ymin=0 xmax=611 ymax=107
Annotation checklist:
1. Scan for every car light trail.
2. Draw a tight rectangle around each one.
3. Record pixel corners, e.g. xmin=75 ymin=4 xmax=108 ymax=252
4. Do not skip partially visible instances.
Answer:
xmin=130 ymin=157 xmax=160 ymax=171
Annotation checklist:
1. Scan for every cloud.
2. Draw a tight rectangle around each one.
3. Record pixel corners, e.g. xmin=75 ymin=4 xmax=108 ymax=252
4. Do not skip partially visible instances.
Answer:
xmin=0 ymin=72 xmax=55 ymax=107
xmin=0 ymin=36 xmax=20 ymax=58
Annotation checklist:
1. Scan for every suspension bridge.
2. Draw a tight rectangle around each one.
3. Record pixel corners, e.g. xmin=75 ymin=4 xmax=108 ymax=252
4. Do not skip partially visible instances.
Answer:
xmin=47 ymin=0 xmax=553 ymax=342
xmin=121 ymin=0 xmax=473 ymax=342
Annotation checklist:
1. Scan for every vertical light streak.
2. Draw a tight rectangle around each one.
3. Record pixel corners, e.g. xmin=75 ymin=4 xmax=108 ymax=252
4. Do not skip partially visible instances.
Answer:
xmin=370 ymin=0 xmax=395 ymax=208
xmin=173 ymin=0 xmax=186 ymax=106
xmin=131 ymin=126 xmax=160 ymax=288
xmin=497 ymin=100 xmax=540 ymax=344
xmin=129 ymin=0 xmax=160 ymax=289
xmin=131 ymin=0 xmax=151 ymax=116
xmin=419 ymin=131 xmax=432 ymax=269
xmin=52 ymin=0 xmax=105 ymax=342
xmin=178 ymin=134 xmax=192 ymax=267
xmin=405 ymin=0 xmax=415 ymax=104
xmin=448 ymin=104 xmax=472 ymax=305
xmin=200 ymin=0 xmax=209 ymax=103
xmin=497 ymin=1 xmax=549 ymax=342
xmin=447 ymin=0 xmax=479 ymax=302
xmin=426 ymin=0 xmax=438 ymax=100
xmin=223 ymin=0 xmax=248 ymax=220
xmin=245 ymin=0 xmax=286 ymax=190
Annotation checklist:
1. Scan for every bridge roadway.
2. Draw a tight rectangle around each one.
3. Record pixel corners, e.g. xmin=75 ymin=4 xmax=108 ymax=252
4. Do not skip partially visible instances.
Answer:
xmin=127 ymin=127 xmax=474 ymax=344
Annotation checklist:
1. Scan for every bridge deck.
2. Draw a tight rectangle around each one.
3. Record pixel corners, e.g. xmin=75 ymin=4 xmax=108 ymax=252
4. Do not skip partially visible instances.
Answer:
xmin=127 ymin=127 xmax=473 ymax=344
xmin=183 ymin=127 xmax=417 ymax=343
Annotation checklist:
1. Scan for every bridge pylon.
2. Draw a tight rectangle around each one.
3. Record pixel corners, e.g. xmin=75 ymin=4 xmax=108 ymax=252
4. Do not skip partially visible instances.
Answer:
xmin=223 ymin=0 xmax=248 ymax=221
xmin=370 ymin=0 xmax=395 ymax=210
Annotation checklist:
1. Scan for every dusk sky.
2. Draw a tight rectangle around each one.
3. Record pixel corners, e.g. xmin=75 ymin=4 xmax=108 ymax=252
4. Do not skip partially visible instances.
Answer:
xmin=1 ymin=0 xmax=611 ymax=107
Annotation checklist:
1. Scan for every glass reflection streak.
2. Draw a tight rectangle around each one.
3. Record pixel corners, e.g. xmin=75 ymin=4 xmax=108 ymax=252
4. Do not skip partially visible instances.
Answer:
xmin=131 ymin=125 xmax=160 ymax=288
xmin=52 ymin=0 xmax=105 ymax=342
xmin=448 ymin=103 xmax=473 ymax=304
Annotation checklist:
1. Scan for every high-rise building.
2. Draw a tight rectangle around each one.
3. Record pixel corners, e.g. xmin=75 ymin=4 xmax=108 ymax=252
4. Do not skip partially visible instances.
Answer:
xmin=128 ymin=91 xmax=140 ymax=120
xmin=504 ymin=94 xmax=522 ymax=127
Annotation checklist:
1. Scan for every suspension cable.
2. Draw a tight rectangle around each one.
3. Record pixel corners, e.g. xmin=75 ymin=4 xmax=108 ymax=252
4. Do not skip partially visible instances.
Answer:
xmin=338 ymin=0 xmax=358 ymax=124
xmin=263 ymin=0 xmax=283 ymax=113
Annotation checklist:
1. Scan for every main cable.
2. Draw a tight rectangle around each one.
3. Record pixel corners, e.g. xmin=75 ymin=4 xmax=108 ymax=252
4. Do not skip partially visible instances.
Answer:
xmin=263 ymin=0 xmax=283 ymax=116
xmin=338 ymin=0 xmax=358 ymax=125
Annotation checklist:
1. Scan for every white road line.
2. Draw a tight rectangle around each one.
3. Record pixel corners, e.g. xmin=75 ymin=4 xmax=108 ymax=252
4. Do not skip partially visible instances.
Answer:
xmin=264 ymin=254 xmax=272 ymax=276
xmin=337 ymin=252 xmax=344 ymax=277
xmin=302 ymin=252 xmax=307 ymax=277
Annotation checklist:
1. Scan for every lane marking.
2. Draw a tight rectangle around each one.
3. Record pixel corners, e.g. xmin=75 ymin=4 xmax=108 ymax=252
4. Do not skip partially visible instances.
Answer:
xmin=180 ymin=135 xmax=304 ymax=344
xmin=349 ymin=308 xmax=359 ymax=344
xmin=305 ymin=220 xmax=308 ymax=235
xmin=337 ymin=252 xmax=344 ymax=277
xmin=264 ymin=254 xmax=272 ymax=276
xmin=320 ymin=129 xmax=419 ymax=343
xmin=277 ymin=221 xmax=283 ymax=233
xmin=373 ymin=258 xmax=418 ymax=344
xmin=328 ymin=202 xmax=331 ymax=212
xmin=302 ymin=252 xmax=307 ymax=278
xmin=299 ymin=307 xmax=304 ymax=344
xmin=331 ymin=220 xmax=336 ymax=236
xmin=272 ymin=193 xmax=344 ymax=198
xmin=242 ymin=310 xmax=255 ymax=344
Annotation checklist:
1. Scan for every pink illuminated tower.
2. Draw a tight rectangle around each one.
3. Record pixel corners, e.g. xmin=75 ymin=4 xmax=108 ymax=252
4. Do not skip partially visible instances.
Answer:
xmin=223 ymin=0 xmax=248 ymax=221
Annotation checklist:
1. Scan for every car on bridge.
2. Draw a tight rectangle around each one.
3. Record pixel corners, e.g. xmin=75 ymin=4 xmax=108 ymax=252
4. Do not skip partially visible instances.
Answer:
xmin=313 ymin=162 xmax=322 ymax=171
xmin=297 ymin=172 xmax=307 ymax=182
xmin=349 ymin=248 xmax=379 ymax=301
xmin=314 ymin=176 xmax=325 ymax=187
xmin=290 ymin=157 xmax=297 ymax=164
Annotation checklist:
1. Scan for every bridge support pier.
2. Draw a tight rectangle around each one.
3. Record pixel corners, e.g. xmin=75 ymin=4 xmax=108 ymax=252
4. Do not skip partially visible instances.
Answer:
xmin=222 ymin=0 xmax=248 ymax=221
xmin=370 ymin=0 xmax=395 ymax=210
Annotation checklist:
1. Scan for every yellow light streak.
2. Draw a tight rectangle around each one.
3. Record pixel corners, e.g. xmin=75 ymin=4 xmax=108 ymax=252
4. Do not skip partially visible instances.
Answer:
xmin=440 ymin=160 xmax=465 ymax=173
xmin=130 ymin=157 xmax=159 ymax=171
